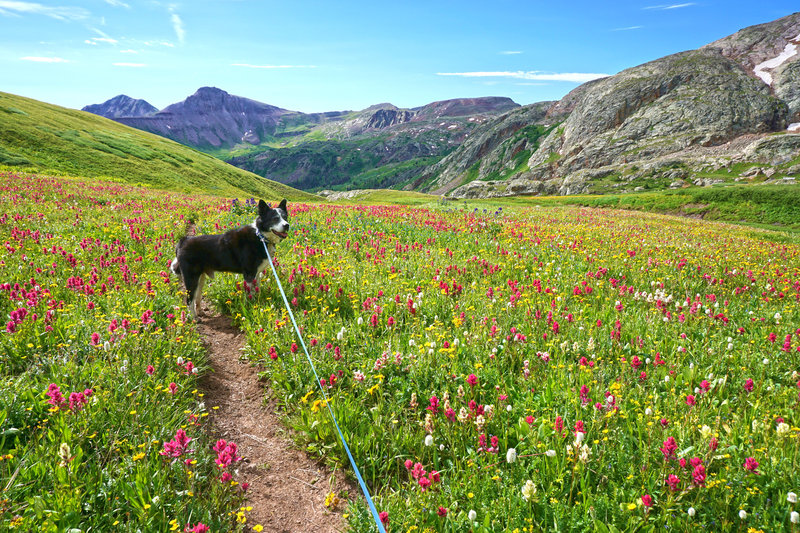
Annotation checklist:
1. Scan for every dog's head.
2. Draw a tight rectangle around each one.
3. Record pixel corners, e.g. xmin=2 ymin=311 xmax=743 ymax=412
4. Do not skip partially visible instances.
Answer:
xmin=257 ymin=199 xmax=290 ymax=244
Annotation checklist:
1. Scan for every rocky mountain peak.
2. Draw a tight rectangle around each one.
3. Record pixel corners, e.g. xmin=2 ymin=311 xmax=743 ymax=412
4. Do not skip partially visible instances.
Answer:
xmin=82 ymin=94 xmax=158 ymax=119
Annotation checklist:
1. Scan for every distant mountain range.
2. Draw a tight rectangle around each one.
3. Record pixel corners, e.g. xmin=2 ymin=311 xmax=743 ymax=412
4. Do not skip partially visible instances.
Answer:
xmin=84 ymin=89 xmax=520 ymax=191
xmin=83 ymin=11 xmax=800 ymax=197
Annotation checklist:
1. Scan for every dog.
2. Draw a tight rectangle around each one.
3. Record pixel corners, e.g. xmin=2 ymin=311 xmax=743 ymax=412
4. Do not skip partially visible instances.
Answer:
xmin=170 ymin=198 xmax=290 ymax=319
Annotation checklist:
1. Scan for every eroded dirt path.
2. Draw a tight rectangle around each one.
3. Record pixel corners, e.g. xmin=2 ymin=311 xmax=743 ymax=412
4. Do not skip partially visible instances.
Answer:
xmin=197 ymin=309 xmax=351 ymax=532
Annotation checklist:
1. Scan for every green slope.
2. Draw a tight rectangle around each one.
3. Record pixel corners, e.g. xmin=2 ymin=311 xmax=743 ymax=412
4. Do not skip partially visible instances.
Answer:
xmin=0 ymin=91 xmax=317 ymax=201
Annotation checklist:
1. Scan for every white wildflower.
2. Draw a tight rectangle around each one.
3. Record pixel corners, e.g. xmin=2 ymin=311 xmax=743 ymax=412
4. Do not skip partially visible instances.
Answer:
xmin=506 ymin=447 xmax=517 ymax=464
xmin=521 ymin=479 xmax=536 ymax=501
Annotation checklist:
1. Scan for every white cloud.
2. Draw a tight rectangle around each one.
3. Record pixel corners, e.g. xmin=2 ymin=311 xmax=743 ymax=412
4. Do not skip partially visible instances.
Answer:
xmin=0 ymin=1 xmax=89 ymax=20
xmin=103 ymin=0 xmax=130 ymax=7
xmin=21 ymin=56 xmax=70 ymax=62
xmin=169 ymin=9 xmax=185 ymax=44
xmin=500 ymin=51 xmax=522 ymax=55
xmin=120 ymin=49 xmax=138 ymax=54
xmin=232 ymin=63 xmax=317 ymax=69
xmin=113 ymin=62 xmax=146 ymax=67
xmin=85 ymin=36 xmax=118 ymax=45
xmin=437 ymin=70 xmax=609 ymax=83
xmin=612 ymin=25 xmax=643 ymax=31
xmin=643 ymin=3 xmax=695 ymax=9
xmin=145 ymin=40 xmax=174 ymax=47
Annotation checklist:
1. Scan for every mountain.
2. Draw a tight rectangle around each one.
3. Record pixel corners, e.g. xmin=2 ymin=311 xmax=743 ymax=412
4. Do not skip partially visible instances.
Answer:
xmin=114 ymin=87 xmax=319 ymax=150
xmin=84 ymin=88 xmax=520 ymax=190
xmin=0 ymin=91 xmax=316 ymax=201
xmin=226 ymin=97 xmax=520 ymax=191
xmin=425 ymin=12 xmax=800 ymax=198
xmin=82 ymin=95 xmax=158 ymax=119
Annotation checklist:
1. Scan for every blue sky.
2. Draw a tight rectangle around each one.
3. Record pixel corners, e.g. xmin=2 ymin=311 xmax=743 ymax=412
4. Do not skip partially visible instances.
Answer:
xmin=1 ymin=1 xmax=797 ymax=113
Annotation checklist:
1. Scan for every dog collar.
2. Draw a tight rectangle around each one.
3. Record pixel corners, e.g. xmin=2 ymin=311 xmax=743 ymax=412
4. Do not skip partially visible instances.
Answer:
xmin=253 ymin=227 xmax=268 ymax=243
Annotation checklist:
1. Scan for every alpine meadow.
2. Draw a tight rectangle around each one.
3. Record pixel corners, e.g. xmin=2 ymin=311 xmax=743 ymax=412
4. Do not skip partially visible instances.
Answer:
xmin=3 ymin=5 xmax=800 ymax=533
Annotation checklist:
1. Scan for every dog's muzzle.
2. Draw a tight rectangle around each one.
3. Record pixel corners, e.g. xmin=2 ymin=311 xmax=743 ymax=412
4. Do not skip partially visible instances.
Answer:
xmin=272 ymin=230 xmax=288 ymax=240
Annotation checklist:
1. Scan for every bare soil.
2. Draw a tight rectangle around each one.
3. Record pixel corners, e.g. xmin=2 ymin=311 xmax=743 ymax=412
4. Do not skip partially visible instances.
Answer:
xmin=197 ymin=307 xmax=352 ymax=532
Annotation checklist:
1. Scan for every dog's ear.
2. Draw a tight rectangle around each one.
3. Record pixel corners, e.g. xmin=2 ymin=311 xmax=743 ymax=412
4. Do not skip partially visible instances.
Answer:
xmin=278 ymin=198 xmax=287 ymax=211
xmin=258 ymin=199 xmax=270 ymax=214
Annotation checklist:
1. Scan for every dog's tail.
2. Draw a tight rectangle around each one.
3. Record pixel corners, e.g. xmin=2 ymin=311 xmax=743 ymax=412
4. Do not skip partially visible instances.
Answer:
xmin=170 ymin=235 xmax=191 ymax=276
xmin=170 ymin=220 xmax=196 ymax=277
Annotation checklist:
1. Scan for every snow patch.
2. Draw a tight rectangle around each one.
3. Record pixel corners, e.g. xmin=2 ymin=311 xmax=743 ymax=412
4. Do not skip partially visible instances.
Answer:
xmin=788 ymin=122 xmax=800 ymax=132
xmin=753 ymin=32 xmax=800 ymax=86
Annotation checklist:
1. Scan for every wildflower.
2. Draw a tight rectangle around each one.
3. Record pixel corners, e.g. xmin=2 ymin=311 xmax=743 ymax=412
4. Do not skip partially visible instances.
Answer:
xmin=660 ymin=437 xmax=678 ymax=460
xmin=506 ymin=447 xmax=517 ymax=463
xmin=792 ymin=511 xmax=799 ymax=524
xmin=437 ymin=506 xmax=448 ymax=517
xmin=168 ymin=382 xmax=178 ymax=395
xmin=379 ymin=511 xmax=389 ymax=527
xmin=685 ymin=394 xmax=696 ymax=406
xmin=744 ymin=378 xmax=754 ymax=393
xmin=468 ymin=510 xmax=477 ymax=521
xmin=700 ymin=425 xmax=712 ymax=439
xmin=58 ymin=443 xmax=71 ymax=467
xmin=788 ymin=492 xmax=798 ymax=503
xmin=641 ymin=494 xmax=653 ymax=508
xmin=743 ymin=457 xmax=759 ymax=474
xmin=545 ymin=449 xmax=556 ymax=457
xmin=522 ymin=479 xmax=536 ymax=501
xmin=424 ymin=435 xmax=434 ymax=447
xmin=777 ymin=422 xmax=790 ymax=436
xmin=146 ymin=365 xmax=155 ymax=375
xmin=184 ymin=523 xmax=209 ymax=533
xmin=739 ymin=509 xmax=747 ymax=520
xmin=692 ymin=464 xmax=706 ymax=486
xmin=467 ymin=373 xmax=478 ymax=387
xmin=687 ymin=507 xmax=696 ymax=517
xmin=666 ymin=474 xmax=680 ymax=491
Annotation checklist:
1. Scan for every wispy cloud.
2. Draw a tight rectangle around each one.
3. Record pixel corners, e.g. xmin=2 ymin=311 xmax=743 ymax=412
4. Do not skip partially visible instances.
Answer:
xmin=612 ymin=25 xmax=643 ymax=31
xmin=169 ymin=7 xmax=185 ymax=45
xmin=21 ymin=55 xmax=70 ymax=63
xmin=144 ymin=40 xmax=174 ymax=47
xmin=232 ymin=63 xmax=317 ymax=69
xmin=643 ymin=3 xmax=695 ymax=10
xmin=113 ymin=62 xmax=146 ymax=67
xmin=120 ymin=49 xmax=138 ymax=54
xmin=103 ymin=0 xmax=130 ymax=7
xmin=437 ymin=70 xmax=609 ymax=83
xmin=0 ymin=1 xmax=89 ymax=20
xmin=500 ymin=51 xmax=522 ymax=55
xmin=85 ymin=36 xmax=118 ymax=45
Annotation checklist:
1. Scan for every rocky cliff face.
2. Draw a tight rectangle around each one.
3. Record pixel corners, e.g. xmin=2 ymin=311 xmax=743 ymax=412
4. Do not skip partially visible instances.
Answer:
xmin=436 ymin=12 xmax=800 ymax=199
xmin=82 ymin=95 xmax=157 ymax=119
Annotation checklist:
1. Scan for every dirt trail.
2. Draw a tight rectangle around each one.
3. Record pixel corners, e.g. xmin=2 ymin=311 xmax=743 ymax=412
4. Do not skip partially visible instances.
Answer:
xmin=197 ymin=308 xmax=351 ymax=532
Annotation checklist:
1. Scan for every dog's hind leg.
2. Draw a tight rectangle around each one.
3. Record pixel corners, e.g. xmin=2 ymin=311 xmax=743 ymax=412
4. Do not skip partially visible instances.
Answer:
xmin=191 ymin=273 xmax=206 ymax=319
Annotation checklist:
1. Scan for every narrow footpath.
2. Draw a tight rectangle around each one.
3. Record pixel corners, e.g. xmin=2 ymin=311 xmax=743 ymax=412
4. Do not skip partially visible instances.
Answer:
xmin=197 ymin=309 xmax=351 ymax=532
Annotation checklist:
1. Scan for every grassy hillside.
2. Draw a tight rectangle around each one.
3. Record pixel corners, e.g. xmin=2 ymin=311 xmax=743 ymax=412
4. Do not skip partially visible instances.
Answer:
xmin=0 ymin=91 xmax=317 ymax=201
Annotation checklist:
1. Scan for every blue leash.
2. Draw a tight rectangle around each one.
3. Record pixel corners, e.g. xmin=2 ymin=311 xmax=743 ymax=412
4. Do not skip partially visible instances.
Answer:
xmin=255 ymin=228 xmax=387 ymax=533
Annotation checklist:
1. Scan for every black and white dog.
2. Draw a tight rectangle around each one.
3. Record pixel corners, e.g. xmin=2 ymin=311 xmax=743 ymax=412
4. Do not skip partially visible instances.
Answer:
xmin=170 ymin=199 xmax=290 ymax=319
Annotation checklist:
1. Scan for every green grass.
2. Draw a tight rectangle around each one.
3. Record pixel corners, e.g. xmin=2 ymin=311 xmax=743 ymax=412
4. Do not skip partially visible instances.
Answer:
xmin=465 ymin=184 xmax=800 ymax=241
xmin=337 ymin=189 xmax=441 ymax=206
xmin=0 ymin=91 xmax=317 ymax=202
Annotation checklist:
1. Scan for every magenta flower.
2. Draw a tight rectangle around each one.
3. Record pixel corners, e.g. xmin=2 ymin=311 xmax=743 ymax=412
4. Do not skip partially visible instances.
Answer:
xmin=692 ymin=464 xmax=706 ymax=486
xmin=744 ymin=378 xmax=754 ymax=393
xmin=666 ymin=474 xmax=681 ymax=491
xmin=660 ymin=436 xmax=678 ymax=460
xmin=379 ymin=511 xmax=389 ymax=527
xmin=744 ymin=456 xmax=759 ymax=473
xmin=467 ymin=373 xmax=478 ymax=387
xmin=641 ymin=494 xmax=653 ymax=508
xmin=685 ymin=394 xmax=696 ymax=406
